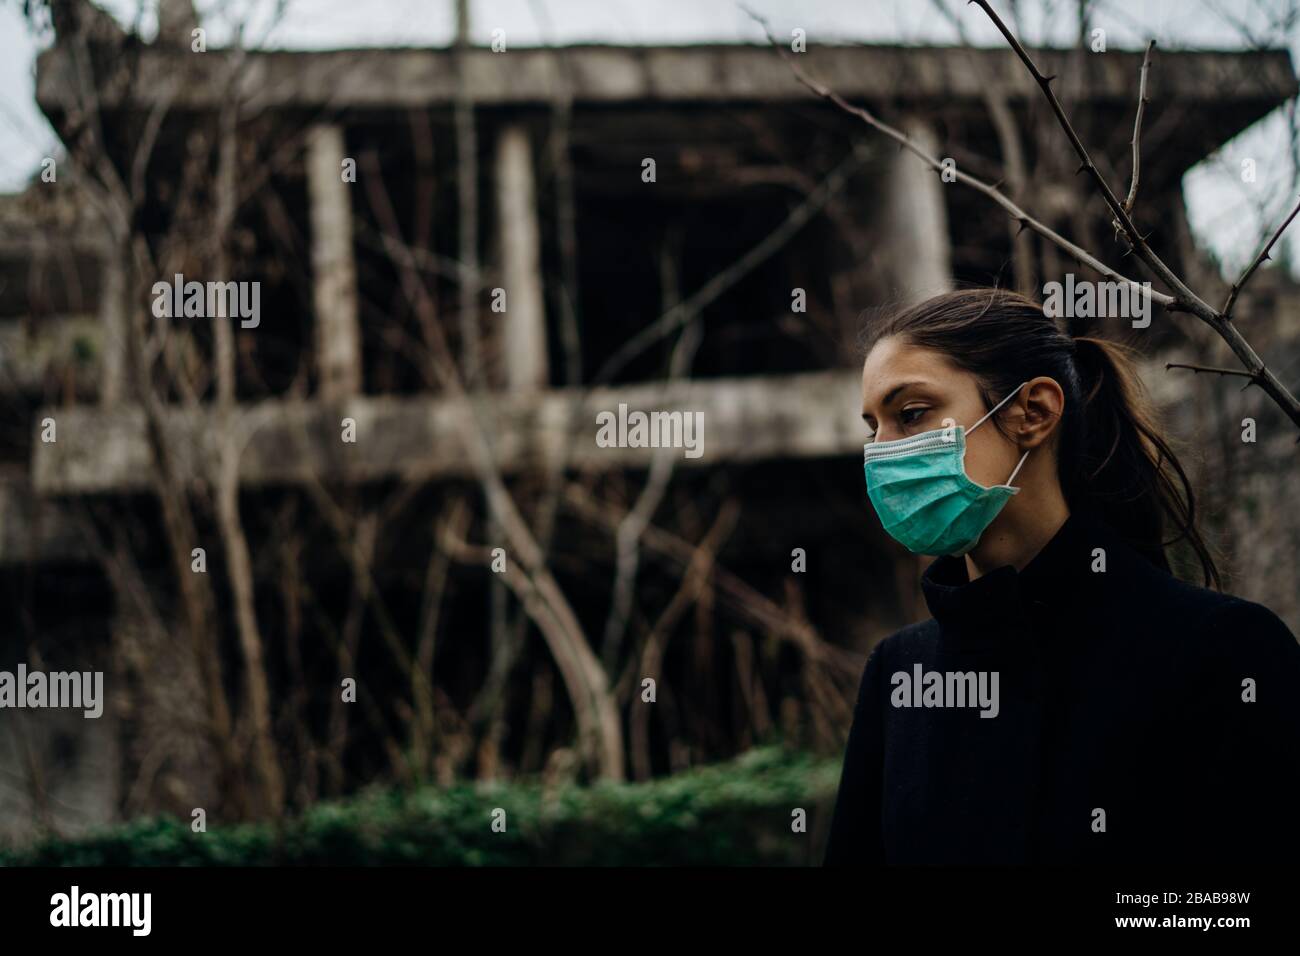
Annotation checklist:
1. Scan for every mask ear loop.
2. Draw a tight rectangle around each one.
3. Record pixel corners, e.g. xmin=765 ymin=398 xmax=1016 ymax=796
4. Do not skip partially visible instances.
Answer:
xmin=1005 ymin=448 xmax=1031 ymax=488
xmin=967 ymin=380 xmax=1029 ymax=434
xmin=967 ymin=381 xmax=1031 ymax=488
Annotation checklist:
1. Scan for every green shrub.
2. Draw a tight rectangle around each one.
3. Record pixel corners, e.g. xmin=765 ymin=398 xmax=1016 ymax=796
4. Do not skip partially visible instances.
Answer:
xmin=0 ymin=746 xmax=841 ymax=866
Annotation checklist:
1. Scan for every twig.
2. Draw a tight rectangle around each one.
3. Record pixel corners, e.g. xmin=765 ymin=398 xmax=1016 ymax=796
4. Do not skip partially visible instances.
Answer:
xmin=367 ymin=151 xmax=625 ymax=781
xmin=975 ymin=0 xmax=1300 ymax=430
xmin=928 ymin=0 xmax=1034 ymax=294
xmin=563 ymin=484 xmax=859 ymax=673
xmin=629 ymin=497 xmax=739 ymax=781
xmin=967 ymin=3 xmax=1182 ymax=298
xmin=1123 ymin=40 xmax=1156 ymax=215
xmin=741 ymin=5 xmax=1168 ymax=309
xmin=971 ymin=3 xmax=1151 ymax=254
xmin=600 ymin=240 xmax=701 ymax=670
xmin=969 ymin=0 xmax=1300 ymax=430
xmin=745 ymin=2 xmax=1300 ymax=433
xmin=1165 ymin=362 xmax=1261 ymax=380
xmin=591 ymin=140 xmax=874 ymax=385
xmin=1223 ymin=195 xmax=1300 ymax=319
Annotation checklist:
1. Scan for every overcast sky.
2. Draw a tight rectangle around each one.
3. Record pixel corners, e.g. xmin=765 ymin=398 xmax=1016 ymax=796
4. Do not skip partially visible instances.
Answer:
xmin=1 ymin=0 xmax=1296 ymax=276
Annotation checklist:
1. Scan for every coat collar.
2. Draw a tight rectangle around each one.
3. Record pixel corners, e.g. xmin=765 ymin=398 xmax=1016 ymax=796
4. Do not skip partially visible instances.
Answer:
xmin=919 ymin=510 xmax=1108 ymax=649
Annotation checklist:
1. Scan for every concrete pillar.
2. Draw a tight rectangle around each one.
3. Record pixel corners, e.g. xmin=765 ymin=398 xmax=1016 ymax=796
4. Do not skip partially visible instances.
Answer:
xmin=306 ymin=124 xmax=362 ymax=399
xmin=881 ymin=117 xmax=953 ymax=304
xmin=98 ymin=243 xmax=127 ymax=406
xmin=494 ymin=125 xmax=548 ymax=391
xmin=157 ymin=0 xmax=199 ymax=45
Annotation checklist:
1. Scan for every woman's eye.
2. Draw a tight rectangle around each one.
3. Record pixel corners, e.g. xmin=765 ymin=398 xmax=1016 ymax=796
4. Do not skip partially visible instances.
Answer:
xmin=900 ymin=407 xmax=928 ymax=426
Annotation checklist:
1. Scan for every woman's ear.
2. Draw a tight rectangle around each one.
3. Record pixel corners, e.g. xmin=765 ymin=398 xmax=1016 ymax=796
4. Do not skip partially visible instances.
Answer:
xmin=1016 ymin=376 xmax=1065 ymax=448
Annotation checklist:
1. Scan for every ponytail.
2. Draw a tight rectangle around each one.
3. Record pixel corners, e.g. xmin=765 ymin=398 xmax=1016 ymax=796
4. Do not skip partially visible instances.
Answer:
xmin=866 ymin=288 xmax=1221 ymax=589
xmin=1068 ymin=336 xmax=1220 ymax=589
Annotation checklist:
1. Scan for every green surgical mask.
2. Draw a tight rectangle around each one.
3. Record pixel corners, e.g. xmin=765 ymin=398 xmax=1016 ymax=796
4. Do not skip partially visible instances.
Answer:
xmin=862 ymin=383 xmax=1030 ymax=556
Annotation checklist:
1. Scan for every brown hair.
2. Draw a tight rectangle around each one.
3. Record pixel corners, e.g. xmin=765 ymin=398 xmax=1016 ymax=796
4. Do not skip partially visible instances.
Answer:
xmin=863 ymin=287 xmax=1220 ymax=589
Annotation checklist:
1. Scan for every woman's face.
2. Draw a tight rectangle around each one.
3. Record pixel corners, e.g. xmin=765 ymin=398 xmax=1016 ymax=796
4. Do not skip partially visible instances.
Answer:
xmin=861 ymin=335 xmax=1025 ymax=489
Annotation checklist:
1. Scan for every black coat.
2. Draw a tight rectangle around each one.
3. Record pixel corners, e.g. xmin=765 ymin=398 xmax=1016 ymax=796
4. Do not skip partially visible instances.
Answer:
xmin=823 ymin=509 xmax=1300 ymax=864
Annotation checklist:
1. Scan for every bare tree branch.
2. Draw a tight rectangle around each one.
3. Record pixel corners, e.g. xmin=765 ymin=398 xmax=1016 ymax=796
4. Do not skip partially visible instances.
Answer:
xmin=741 ymin=6 xmax=1166 ymax=308
xmin=593 ymin=141 xmax=874 ymax=385
xmin=928 ymin=0 xmax=1035 ymax=294
xmin=1123 ymin=40 xmax=1156 ymax=216
xmin=1166 ymin=362 xmax=1261 ymax=380
xmin=966 ymin=0 xmax=1300 ymax=430
xmin=745 ymin=2 xmax=1300 ymax=432
xmin=1223 ymin=195 xmax=1300 ymax=319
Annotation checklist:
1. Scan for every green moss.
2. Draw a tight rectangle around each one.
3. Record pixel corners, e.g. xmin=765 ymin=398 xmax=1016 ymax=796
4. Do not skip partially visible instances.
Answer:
xmin=72 ymin=334 xmax=97 ymax=363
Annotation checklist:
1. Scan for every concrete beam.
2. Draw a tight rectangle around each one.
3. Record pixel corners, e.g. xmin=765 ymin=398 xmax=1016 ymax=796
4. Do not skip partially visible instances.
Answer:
xmin=31 ymin=370 xmax=866 ymax=494
xmin=36 ymin=44 xmax=1297 ymax=113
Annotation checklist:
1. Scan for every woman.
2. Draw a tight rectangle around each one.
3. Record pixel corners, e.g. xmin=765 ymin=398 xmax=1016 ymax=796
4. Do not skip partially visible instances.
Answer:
xmin=823 ymin=288 xmax=1300 ymax=865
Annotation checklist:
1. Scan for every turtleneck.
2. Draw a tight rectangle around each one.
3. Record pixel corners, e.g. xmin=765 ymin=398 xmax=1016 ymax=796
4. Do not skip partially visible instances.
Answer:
xmin=918 ymin=510 xmax=1104 ymax=651
xmin=823 ymin=510 xmax=1300 ymax=865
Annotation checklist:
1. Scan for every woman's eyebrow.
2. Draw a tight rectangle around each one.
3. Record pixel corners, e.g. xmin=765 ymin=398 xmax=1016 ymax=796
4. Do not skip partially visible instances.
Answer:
xmin=862 ymin=381 xmax=923 ymax=422
xmin=879 ymin=381 xmax=923 ymax=408
xmin=883 ymin=381 xmax=920 ymax=406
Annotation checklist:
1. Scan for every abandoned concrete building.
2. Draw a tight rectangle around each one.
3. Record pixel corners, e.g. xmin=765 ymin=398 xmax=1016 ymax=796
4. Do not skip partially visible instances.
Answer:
xmin=2 ymin=2 xmax=1299 ymax=841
